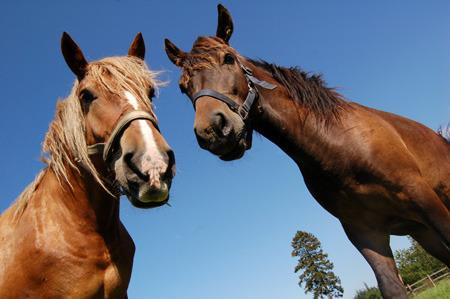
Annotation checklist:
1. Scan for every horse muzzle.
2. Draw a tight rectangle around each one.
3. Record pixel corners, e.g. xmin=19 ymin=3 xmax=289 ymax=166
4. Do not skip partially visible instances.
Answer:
xmin=117 ymin=148 xmax=175 ymax=208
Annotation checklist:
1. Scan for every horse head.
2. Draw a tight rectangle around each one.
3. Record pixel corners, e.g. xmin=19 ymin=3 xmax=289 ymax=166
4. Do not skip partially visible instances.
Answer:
xmin=61 ymin=32 xmax=175 ymax=208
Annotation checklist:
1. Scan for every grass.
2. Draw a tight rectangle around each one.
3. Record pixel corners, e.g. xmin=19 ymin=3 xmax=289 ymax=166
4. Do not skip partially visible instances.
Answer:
xmin=413 ymin=278 xmax=450 ymax=299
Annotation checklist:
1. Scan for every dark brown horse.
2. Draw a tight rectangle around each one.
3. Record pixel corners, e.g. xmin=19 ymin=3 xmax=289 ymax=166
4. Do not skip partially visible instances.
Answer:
xmin=0 ymin=33 xmax=175 ymax=298
xmin=165 ymin=5 xmax=449 ymax=298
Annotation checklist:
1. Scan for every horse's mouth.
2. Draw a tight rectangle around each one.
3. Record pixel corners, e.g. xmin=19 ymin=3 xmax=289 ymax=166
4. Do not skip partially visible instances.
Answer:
xmin=125 ymin=179 xmax=171 ymax=209
xmin=127 ymin=195 xmax=169 ymax=209
xmin=219 ymin=140 xmax=247 ymax=161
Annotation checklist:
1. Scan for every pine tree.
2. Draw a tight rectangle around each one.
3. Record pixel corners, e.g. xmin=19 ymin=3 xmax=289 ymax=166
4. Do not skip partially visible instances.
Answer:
xmin=291 ymin=231 xmax=344 ymax=299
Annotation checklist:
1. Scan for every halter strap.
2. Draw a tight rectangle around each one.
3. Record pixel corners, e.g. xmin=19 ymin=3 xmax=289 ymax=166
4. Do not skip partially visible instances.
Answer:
xmin=87 ymin=110 xmax=158 ymax=161
xmin=190 ymin=59 xmax=276 ymax=122
xmin=192 ymin=89 xmax=239 ymax=112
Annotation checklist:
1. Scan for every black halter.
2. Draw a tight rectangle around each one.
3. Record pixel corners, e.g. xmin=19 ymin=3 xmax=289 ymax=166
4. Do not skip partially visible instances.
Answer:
xmin=190 ymin=61 xmax=277 ymax=122
xmin=189 ymin=60 xmax=276 ymax=149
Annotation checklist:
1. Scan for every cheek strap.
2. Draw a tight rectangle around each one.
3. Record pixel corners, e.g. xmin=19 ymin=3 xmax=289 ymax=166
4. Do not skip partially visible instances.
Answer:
xmin=188 ymin=59 xmax=277 ymax=150
xmin=190 ymin=63 xmax=276 ymax=122
xmin=87 ymin=110 xmax=158 ymax=161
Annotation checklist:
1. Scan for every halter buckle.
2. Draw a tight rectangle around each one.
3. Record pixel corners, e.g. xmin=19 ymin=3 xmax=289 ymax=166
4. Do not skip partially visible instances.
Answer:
xmin=240 ymin=63 xmax=253 ymax=76
xmin=238 ymin=106 xmax=249 ymax=120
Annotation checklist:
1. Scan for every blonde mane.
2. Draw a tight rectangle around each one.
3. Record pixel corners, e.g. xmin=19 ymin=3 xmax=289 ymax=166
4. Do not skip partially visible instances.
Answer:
xmin=9 ymin=56 xmax=163 ymax=219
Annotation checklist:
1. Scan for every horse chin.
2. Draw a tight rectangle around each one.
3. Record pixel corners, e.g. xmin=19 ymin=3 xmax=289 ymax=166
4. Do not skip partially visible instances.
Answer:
xmin=218 ymin=139 xmax=247 ymax=161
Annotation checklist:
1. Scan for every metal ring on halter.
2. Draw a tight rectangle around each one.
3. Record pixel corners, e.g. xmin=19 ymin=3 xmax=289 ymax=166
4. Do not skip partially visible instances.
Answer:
xmin=87 ymin=110 xmax=158 ymax=161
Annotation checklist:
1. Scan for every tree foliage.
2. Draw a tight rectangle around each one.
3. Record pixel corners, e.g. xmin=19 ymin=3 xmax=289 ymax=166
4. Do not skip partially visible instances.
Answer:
xmin=291 ymin=231 xmax=344 ymax=299
xmin=353 ymin=284 xmax=382 ymax=299
xmin=394 ymin=237 xmax=445 ymax=285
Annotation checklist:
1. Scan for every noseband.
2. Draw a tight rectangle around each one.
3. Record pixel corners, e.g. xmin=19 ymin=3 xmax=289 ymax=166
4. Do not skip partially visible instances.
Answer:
xmin=189 ymin=60 xmax=276 ymax=149
xmin=190 ymin=60 xmax=277 ymax=121
xmin=87 ymin=110 xmax=158 ymax=161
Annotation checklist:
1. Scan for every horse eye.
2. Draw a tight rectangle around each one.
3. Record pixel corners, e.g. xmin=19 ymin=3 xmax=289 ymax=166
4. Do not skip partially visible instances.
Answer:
xmin=79 ymin=89 xmax=96 ymax=103
xmin=148 ymin=88 xmax=155 ymax=100
xmin=224 ymin=53 xmax=235 ymax=65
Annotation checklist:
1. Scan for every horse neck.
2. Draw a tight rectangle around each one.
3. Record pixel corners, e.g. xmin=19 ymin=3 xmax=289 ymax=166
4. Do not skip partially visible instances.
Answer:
xmin=251 ymin=67 xmax=343 ymax=168
xmin=36 ymin=159 xmax=121 ymax=236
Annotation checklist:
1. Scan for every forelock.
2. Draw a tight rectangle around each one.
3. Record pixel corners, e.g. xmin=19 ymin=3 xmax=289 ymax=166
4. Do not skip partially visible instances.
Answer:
xmin=86 ymin=56 xmax=164 ymax=112
xmin=179 ymin=36 xmax=231 ymax=87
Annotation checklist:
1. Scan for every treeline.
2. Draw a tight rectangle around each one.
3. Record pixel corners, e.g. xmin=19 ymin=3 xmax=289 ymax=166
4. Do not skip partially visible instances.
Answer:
xmin=394 ymin=237 xmax=445 ymax=286
xmin=354 ymin=237 xmax=445 ymax=298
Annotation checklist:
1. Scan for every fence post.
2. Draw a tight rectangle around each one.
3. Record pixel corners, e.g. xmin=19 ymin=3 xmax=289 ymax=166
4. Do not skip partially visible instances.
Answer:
xmin=406 ymin=284 xmax=413 ymax=295
xmin=404 ymin=266 xmax=448 ymax=294
xmin=427 ymin=274 xmax=436 ymax=287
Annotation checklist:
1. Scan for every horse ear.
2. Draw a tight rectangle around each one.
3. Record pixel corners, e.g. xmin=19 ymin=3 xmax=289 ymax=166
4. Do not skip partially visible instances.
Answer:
xmin=216 ymin=4 xmax=234 ymax=43
xmin=128 ymin=32 xmax=145 ymax=60
xmin=164 ymin=39 xmax=186 ymax=67
xmin=61 ymin=32 xmax=88 ymax=80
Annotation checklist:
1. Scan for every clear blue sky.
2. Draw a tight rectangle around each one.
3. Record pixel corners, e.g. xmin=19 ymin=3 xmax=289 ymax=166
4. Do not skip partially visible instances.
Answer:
xmin=1 ymin=1 xmax=449 ymax=298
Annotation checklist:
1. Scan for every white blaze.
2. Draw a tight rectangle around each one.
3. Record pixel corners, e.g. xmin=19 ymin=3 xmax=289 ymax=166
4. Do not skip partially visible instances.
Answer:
xmin=124 ymin=91 xmax=167 ymax=184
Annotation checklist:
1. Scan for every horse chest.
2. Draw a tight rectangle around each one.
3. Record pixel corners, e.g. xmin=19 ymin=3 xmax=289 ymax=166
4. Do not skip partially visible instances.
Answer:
xmin=301 ymin=166 xmax=399 ymax=223
xmin=0 ymin=223 xmax=133 ymax=298
xmin=301 ymin=170 xmax=348 ymax=217
xmin=49 ymin=231 xmax=133 ymax=298
xmin=52 ymin=243 xmax=129 ymax=298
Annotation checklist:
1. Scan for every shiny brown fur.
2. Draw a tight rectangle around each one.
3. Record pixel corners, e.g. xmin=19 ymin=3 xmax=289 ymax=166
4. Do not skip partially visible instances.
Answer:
xmin=165 ymin=5 xmax=449 ymax=298
xmin=0 ymin=33 xmax=175 ymax=298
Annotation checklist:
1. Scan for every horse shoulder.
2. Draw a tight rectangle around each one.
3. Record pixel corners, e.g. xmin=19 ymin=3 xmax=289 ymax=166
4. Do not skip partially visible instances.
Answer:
xmin=348 ymin=104 xmax=449 ymax=188
xmin=339 ymin=104 xmax=425 ymax=179
xmin=298 ymin=105 xmax=425 ymax=216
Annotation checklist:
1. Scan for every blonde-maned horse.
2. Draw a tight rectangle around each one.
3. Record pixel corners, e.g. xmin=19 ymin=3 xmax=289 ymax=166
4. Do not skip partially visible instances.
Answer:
xmin=0 ymin=33 xmax=175 ymax=298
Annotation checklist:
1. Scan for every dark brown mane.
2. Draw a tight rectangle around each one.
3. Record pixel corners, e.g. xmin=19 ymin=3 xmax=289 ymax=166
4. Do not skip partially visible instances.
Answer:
xmin=248 ymin=59 xmax=349 ymax=121
xmin=191 ymin=36 xmax=225 ymax=54
xmin=178 ymin=37 xmax=225 ymax=88
xmin=180 ymin=36 xmax=349 ymax=122
xmin=183 ymin=37 xmax=225 ymax=70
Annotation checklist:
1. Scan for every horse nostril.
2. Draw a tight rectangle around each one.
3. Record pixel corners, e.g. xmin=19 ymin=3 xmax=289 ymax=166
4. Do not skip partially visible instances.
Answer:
xmin=124 ymin=152 xmax=149 ymax=181
xmin=124 ymin=152 xmax=133 ymax=164
xmin=194 ymin=127 xmax=209 ymax=148
xmin=164 ymin=149 xmax=176 ymax=179
xmin=213 ymin=112 xmax=230 ymax=137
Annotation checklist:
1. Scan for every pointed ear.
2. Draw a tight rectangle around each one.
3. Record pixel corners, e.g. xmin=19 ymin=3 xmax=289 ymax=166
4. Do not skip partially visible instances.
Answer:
xmin=128 ymin=32 xmax=145 ymax=60
xmin=164 ymin=39 xmax=186 ymax=67
xmin=61 ymin=32 xmax=88 ymax=80
xmin=216 ymin=4 xmax=234 ymax=43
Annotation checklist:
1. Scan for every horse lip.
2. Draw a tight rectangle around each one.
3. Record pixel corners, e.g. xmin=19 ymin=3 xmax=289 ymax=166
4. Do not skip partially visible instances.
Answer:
xmin=219 ymin=149 xmax=245 ymax=161
xmin=127 ymin=194 xmax=169 ymax=209
xmin=123 ymin=178 xmax=171 ymax=209
xmin=218 ymin=141 xmax=246 ymax=161
xmin=139 ymin=180 xmax=169 ymax=201
xmin=203 ymin=136 xmax=241 ymax=156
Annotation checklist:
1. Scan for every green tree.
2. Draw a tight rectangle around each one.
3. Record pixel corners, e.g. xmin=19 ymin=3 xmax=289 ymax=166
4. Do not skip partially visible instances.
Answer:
xmin=394 ymin=237 xmax=445 ymax=285
xmin=291 ymin=231 xmax=344 ymax=299
xmin=353 ymin=284 xmax=382 ymax=299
